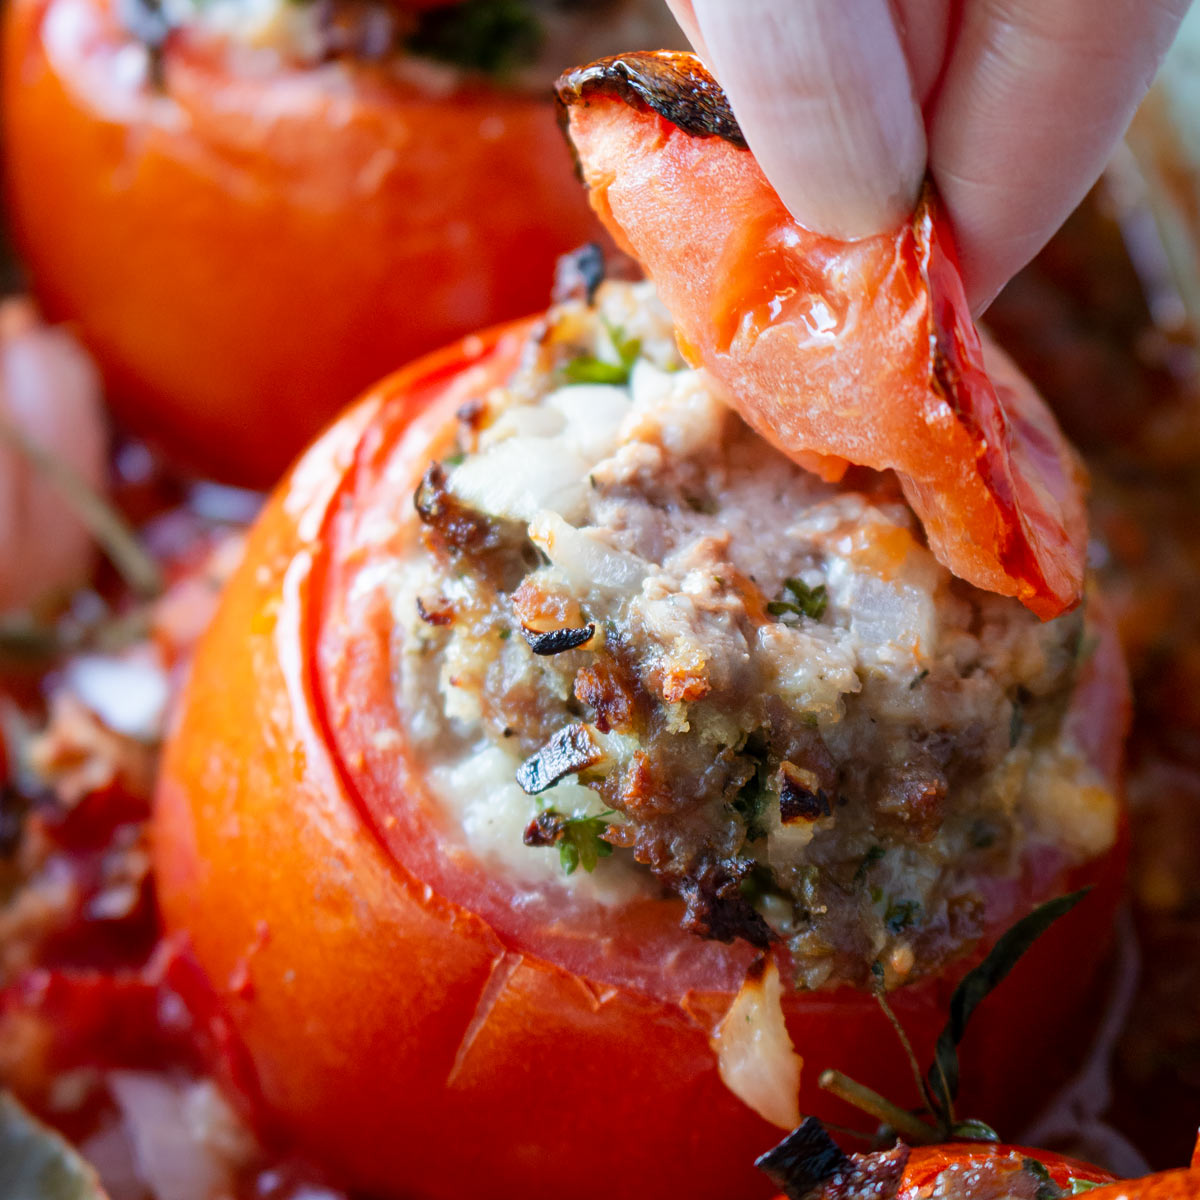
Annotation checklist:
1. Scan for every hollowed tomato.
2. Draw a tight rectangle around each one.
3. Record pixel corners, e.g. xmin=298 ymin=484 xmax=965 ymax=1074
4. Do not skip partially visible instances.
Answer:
xmin=153 ymin=322 xmax=1129 ymax=1199
xmin=1 ymin=0 xmax=602 ymax=485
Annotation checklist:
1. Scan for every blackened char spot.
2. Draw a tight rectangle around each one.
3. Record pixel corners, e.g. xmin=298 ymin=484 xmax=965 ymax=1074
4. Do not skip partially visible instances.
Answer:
xmin=520 ymin=623 xmax=596 ymax=656
xmin=555 ymin=52 xmax=747 ymax=149
xmin=679 ymin=860 xmax=773 ymax=949
xmin=779 ymin=766 xmax=832 ymax=824
xmin=522 ymin=810 xmax=568 ymax=848
xmin=755 ymin=1118 xmax=851 ymax=1200
xmin=516 ymin=723 xmax=602 ymax=794
xmin=759 ymin=1127 xmax=911 ymax=1200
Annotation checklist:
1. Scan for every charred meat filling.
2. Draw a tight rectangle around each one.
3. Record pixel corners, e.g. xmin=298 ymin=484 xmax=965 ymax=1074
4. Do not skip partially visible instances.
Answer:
xmin=392 ymin=281 xmax=1118 ymax=990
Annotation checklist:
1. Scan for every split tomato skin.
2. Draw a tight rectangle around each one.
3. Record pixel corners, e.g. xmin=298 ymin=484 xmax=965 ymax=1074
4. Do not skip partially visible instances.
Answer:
xmin=765 ymin=1144 xmax=1200 ymax=1200
xmin=893 ymin=1143 xmax=1114 ymax=1195
xmin=557 ymin=52 xmax=1087 ymax=620
xmin=154 ymin=325 xmax=1129 ymax=1200
xmin=1 ymin=0 xmax=601 ymax=486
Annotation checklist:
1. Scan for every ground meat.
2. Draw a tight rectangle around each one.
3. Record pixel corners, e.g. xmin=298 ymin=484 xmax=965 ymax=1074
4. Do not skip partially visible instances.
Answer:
xmin=390 ymin=281 xmax=1118 ymax=989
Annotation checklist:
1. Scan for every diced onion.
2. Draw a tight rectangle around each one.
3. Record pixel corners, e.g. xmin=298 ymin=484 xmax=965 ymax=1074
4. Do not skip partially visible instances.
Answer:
xmin=108 ymin=1072 xmax=257 ymax=1200
xmin=710 ymin=958 xmax=803 ymax=1130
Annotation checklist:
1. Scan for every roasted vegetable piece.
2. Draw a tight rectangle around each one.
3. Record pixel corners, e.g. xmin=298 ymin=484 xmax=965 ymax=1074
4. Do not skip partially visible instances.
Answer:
xmin=556 ymin=51 xmax=1088 ymax=620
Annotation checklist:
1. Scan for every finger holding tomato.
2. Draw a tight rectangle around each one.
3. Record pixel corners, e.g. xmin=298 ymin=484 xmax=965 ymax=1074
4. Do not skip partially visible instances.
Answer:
xmin=1 ymin=0 xmax=681 ymax=486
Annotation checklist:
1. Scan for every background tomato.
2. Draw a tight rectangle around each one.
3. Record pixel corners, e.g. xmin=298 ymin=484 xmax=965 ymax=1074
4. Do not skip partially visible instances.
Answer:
xmin=154 ymin=325 xmax=1130 ymax=1200
xmin=2 ymin=0 xmax=603 ymax=486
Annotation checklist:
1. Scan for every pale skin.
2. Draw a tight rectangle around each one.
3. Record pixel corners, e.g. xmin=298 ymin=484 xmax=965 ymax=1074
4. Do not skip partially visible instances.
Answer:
xmin=666 ymin=0 xmax=1192 ymax=311
xmin=0 ymin=301 xmax=107 ymax=613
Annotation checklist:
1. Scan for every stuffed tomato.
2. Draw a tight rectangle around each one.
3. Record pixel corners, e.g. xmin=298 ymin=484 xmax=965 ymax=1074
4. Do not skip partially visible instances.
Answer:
xmin=154 ymin=268 xmax=1128 ymax=1199
xmin=1 ymin=0 xmax=678 ymax=484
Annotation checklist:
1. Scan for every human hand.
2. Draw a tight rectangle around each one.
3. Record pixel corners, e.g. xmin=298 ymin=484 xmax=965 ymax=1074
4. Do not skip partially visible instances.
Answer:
xmin=666 ymin=0 xmax=1191 ymax=311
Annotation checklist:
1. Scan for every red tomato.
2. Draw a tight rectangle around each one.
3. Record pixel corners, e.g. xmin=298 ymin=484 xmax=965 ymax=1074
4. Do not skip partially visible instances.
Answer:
xmin=895 ymin=1143 xmax=1114 ymax=1195
xmin=1 ymin=0 xmax=602 ymax=486
xmin=763 ymin=1138 xmax=1117 ymax=1200
xmin=154 ymin=321 xmax=1129 ymax=1199
xmin=558 ymin=52 xmax=1087 ymax=620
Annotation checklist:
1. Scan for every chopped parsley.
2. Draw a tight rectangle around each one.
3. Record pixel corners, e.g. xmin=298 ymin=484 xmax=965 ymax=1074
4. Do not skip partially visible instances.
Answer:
xmin=1069 ymin=1181 xmax=1106 ymax=1194
xmin=853 ymin=844 xmax=885 ymax=883
xmin=407 ymin=0 xmax=542 ymax=76
xmin=884 ymin=898 xmax=921 ymax=934
xmin=556 ymin=811 xmax=615 ymax=875
xmin=564 ymin=320 xmax=642 ymax=387
xmin=767 ymin=578 xmax=828 ymax=622
xmin=731 ymin=740 xmax=772 ymax=842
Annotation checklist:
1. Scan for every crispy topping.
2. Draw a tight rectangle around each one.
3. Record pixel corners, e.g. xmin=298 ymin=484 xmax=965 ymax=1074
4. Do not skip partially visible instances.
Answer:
xmin=679 ymin=860 xmax=773 ymax=949
xmin=515 ymin=723 xmax=603 ymax=794
xmin=572 ymin=659 xmax=639 ymax=734
xmin=555 ymin=51 xmax=747 ymax=148
xmin=778 ymin=763 xmax=833 ymax=825
xmin=415 ymin=597 xmax=454 ymax=627
xmin=414 ymin=463 xmax=497 ymax=553
xmin=520 ymin=623 xmax=596 ymax=656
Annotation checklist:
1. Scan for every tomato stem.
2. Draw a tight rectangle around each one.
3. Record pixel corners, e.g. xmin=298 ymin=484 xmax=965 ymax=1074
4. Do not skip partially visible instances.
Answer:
xmin=872 ymin=985 xmax=939 ymax=1120
xmin=818 ymin=1070 xmax=939 ymax=1145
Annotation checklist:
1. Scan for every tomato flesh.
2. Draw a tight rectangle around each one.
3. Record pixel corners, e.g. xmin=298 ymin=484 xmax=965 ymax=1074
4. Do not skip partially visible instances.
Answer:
xmin=558 ymin=53 xmax=1087 ymax=620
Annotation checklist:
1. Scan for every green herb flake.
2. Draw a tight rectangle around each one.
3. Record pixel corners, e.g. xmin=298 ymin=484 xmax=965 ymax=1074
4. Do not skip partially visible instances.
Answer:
xmin=909 ymin=668 xmax=930 ymax=689
xmin=564 ymin=356 xmax=631 ymax=386
xmin=0 ymin=1092 xmax=107 ymax=1199
xmin=564 ymin=320 xmax=643 ymax=388
xmin=554 ymin=810 xmax=615 ymax=876
xmin=444 ymin=452 xmax=466 ymax=468
xmin=731 ymin=743 xmax=772 ymax=842
xmin=950 ymin=1118 xmax=1000 ymax=1142
xmin=853 ymin=845 xmax=885 ymax=883
xmin=884 ymin=898 xmax=921 ymax=934
xmin=1069 ymin=1180 xmax=1106 ymax=1194
xmin=769 ymin=579 xmax=828 ymax=623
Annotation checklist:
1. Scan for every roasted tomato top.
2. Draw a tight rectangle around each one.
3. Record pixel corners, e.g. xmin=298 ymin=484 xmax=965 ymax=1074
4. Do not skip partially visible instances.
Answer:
xmin=556 ymin=52 xmax=1088 ymax=619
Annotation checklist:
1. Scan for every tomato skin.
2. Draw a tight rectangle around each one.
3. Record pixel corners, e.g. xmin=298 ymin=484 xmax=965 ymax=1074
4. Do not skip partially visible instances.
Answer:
xmin=767 ymin=1142 xmax=1117 ymax=1200
xmin=558 ymin=52 xmax=1087 ymax=620
xmin=1 ymin=0 xmax=601 ymax=486
xmin=154 ymin=326 xmax=1129 ymax=1200
xmin=894 ymin=1143 xmax=1114 ymax=1195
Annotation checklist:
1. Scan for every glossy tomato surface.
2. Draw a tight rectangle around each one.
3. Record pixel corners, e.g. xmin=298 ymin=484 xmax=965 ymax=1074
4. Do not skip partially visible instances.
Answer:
xmin=154 ymin=324 xmax=1130 ymax=1200
xmin=1 ymin=0 xmax=602 ymax=485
